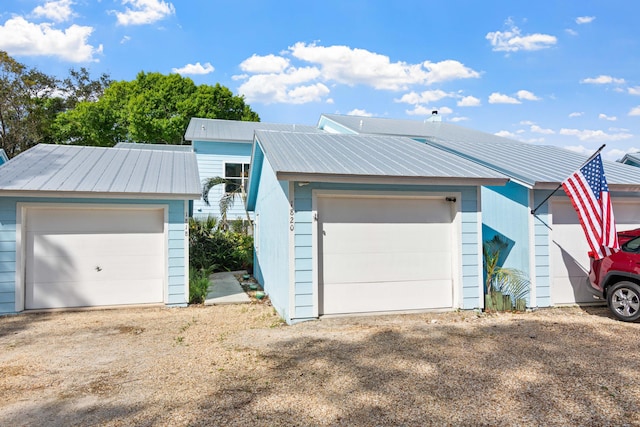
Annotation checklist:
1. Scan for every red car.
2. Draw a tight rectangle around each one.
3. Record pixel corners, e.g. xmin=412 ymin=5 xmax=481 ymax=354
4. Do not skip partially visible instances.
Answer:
xmin=588 ymin=228 xmax=640 ymax=321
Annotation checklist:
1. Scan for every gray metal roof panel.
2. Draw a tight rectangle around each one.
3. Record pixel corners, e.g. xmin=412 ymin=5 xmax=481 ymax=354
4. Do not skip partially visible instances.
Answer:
xmin=254 ymin=131 xmax=508 ymax=181
xmin=114 ymin=142 xmax=193 ymax=152
xmin=321 ymin=114 xmax=640 ymax=186
xmin=0 ymin=144 xmax=201 ymax=197
xmin=185 ymin=117 xmax=321 ymax=142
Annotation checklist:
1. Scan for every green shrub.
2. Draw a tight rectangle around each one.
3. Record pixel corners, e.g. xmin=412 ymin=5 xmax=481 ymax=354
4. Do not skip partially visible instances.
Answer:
xmin=189 ymin=267 xmax=213 ymax=304
xmin=189 ymin=217 xmax=253 ymax=272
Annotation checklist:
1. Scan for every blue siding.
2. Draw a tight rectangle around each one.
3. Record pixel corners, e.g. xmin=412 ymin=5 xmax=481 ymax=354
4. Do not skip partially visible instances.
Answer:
xmin=192 ymin=140 xmax=252 ymax=221
xmin=481 ymin=182 xmax=531 ymax=275
xmin=0 ymin=197 xmax=188 ymax=315
xmin=251 ymin=155 xmax=292 ymax=322
xmin=532 ymin=190 xmax=552 ymax=307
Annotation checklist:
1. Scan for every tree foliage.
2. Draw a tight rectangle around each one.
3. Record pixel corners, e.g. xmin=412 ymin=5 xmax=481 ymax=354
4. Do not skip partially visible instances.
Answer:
xmin=53 ymin=71 xmax=260 ymax=146
xmin=0 ymin=51 xmax=111 ymax=157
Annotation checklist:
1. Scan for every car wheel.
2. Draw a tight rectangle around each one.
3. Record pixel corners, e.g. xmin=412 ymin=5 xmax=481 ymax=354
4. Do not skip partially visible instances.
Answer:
xmin=607 ymin=281 xmax=640 ymax=322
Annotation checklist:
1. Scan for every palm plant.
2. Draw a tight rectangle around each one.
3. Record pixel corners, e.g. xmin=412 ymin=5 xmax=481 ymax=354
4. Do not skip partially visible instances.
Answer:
xmin=201 ymin=176 xmax=251 ymax=232
xmin=483 ymin=235 xmax=530 ymax=310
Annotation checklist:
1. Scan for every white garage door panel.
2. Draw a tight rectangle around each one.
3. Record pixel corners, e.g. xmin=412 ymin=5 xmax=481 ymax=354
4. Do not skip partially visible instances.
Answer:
xmin=25 ymin=207 xmax=165 ymax=310
xmin=552 ymin=199 xmax=640 ymax=304
xmin=28 ymin=280 xmax=162 ymax=308
xmin=320 ymin=196 xmax=454 ymax=315
xmin=324 ymin=280 xmax=453 ymax=314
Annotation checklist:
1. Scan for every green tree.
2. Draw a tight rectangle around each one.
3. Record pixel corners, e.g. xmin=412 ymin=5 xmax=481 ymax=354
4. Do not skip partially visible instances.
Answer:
xmin=53 ymin=71 xmax=259 ymax=146
xmin=0 ymin=51 xmax=57 ymax=157
xmin=201 ymin=176 xmax=252 ymax=231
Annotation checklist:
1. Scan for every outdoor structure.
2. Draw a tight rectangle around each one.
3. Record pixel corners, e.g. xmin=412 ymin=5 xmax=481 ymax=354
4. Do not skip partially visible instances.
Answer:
xmin=0 ymin=144 xmax=201 ymax=314
xmin=620 ymin=152 xmax=640 ymax=168
xmin=246 ymin=130 xmax=508 ymax=324
xmin=184 ymin=118 xmax=320 ymax=220
xmin=317 ymin=113 xmax=640 ymax=308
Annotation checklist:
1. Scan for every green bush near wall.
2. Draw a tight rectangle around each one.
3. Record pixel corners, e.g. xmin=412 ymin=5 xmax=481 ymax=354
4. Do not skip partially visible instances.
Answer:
xmin=189 ymin=217 xmax=253 ymax=272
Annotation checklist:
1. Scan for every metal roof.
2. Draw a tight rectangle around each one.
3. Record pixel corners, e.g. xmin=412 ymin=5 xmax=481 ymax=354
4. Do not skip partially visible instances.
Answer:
xmin=254 ymin=131 xmax=508 ymax=185
xmin=0 ymin=144 xmax=201 ymax=198
xmin=114 ymin=142 xmax=193 ymax=152
xmin=184 ymin=117 xmax=321 ymax=143
xmin=320 ymin=114 xmax=640 ymax=188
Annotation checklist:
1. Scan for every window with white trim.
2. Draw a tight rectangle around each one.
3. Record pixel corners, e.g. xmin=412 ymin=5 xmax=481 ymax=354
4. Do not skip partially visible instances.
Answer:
xmin=224 ymin=162 xmax=250 ymax=193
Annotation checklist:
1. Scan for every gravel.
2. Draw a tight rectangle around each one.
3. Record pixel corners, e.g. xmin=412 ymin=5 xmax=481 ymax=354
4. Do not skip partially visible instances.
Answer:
xmin=1 ymin=303 xmax=640 ymax=426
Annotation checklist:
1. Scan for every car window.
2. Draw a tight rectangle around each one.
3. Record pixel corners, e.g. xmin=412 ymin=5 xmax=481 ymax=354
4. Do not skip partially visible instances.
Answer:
xmin=623 ymin=236 xmax=640 ymax=252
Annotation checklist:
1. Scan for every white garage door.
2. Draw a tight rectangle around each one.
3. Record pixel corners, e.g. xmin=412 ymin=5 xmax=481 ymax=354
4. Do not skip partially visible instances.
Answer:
xmin=551 ymin=199 xmax=640 ymax=304
xmin=25 ymin=207 xmax=165 ymax=309
xmin=319 ymin=195 xmax=455 ymax=315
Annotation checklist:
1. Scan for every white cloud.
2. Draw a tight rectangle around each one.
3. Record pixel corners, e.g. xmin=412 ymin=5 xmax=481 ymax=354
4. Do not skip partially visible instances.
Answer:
xmin=347 ymin=109 xmax=373 ymax=117
xmin=406 ymin=105 xmax=452 ymax=116
xmin=237 ymin=66 xmax=328 ymax=104
xmin=581 ymin=75 xmax=625 ymax=84
xmin=32 ymin=0 xmax=75 ymax=23
xmin=520 ymin=120 xmax=534 ymax=125
xmin=240 ymin=54 xmax=290 ymax=73
xmin=395 ymin=90 xmax=454 ymax=104
xmin=288 ymin=42 xmax=479 ymax=90
xmin=576 ymin=16 xmax=596 ymax=24
xmin=120 ymin=35 xmax=131 ymax=44
xmin=488 ymin=92 xmax=521 ymax=104
xmin=629 ymin=106 xmax=640 ymax=116
xmin=115 ymin=0 xmax=175 ymax=26
xmin=516 ymin=90 xmax=540 ymax=101
xmin=530 ymin=125 xmax=554 ymax=134
xmin=565 ymin=29 xmax=578 ymax=36
xmin=598 ymin=113 xmax=617 ymax=121
xmin=629 ymin=86 xmax=640 ymax=95
xmin=422 ymin=59 xmax=481 ymax=84
xmin=607 ymin=147 xmax=640 ymax=162
xmin=457 ymin=96 xmax=481 ymax=107
xmin=0 ymin=16 xmax=101 ymax=62
xmin=495 ymin=130 xmax=517 ymax=138
xmin=568 ymin=112 xmax=583 ymax=118
xmin=449 ymin=116 xmax=468 ymax=122
xmin=559 ymin=128 xmax=633 ymax=141
xmin=486 ymin=20 xmax=557 ymax=52
xmin=172 ymin=62 xmax=214 ymax=75
xmin=326 ymin=98 xmax=334 ymax=104
xmin=236 ymin=42 xmax=481 ymax=105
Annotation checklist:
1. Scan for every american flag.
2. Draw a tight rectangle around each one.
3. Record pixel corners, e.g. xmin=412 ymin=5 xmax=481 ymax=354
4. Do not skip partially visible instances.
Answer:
xmin=562 ymin=153 xmax=619 ymax=260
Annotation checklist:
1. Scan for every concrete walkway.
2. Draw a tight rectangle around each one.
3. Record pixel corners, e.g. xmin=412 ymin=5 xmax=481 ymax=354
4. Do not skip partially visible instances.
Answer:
xmin=204 ymin=270 xmax=251 ymax=305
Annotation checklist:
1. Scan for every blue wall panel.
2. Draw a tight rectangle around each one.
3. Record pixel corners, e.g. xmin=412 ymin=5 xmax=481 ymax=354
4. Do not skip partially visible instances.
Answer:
xmin=192 ymin=140 xmax=253 ymax=220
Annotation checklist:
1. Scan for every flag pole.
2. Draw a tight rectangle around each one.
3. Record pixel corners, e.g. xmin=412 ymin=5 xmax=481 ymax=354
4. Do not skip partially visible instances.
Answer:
xmin=530 ymin=144 xmax=606 ymax=215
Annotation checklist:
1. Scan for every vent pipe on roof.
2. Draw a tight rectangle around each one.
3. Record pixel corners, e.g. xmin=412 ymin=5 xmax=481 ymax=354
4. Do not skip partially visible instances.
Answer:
xmin=359 ymin=120 xmax=363 ymax=130
xmin=426 ymin=110 xmax=442 ymax=123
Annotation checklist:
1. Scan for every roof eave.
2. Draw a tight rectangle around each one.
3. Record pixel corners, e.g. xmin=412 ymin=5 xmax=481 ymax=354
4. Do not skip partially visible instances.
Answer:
xmin=275 ymin=172 xmax=508 ymax=187
xmin=0 ymin=190 xmax=202 ymax=200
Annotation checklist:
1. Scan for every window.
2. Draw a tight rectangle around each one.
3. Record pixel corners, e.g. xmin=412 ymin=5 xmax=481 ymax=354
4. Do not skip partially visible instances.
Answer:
xmin=224 ymin=162 xmax=250 ymax=193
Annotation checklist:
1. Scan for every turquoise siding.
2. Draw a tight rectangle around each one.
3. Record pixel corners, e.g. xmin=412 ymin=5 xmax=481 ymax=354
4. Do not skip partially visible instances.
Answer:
xmin=192 ymin=140 xmax=252 ymax=221
xmin=251 ymin=157 xmax=292 ymax=322
xmin=481 ymin=182 xmax=532 ymax=306
xmin=0 ymin=197 xmax=188 ymax=315
xmin=532 ymin=190 xmax=553 ymax=307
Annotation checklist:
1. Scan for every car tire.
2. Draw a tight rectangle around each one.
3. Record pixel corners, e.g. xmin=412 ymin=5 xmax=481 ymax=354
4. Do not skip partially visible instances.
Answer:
xmin=607 ymin=281 xmax=640 ymax=322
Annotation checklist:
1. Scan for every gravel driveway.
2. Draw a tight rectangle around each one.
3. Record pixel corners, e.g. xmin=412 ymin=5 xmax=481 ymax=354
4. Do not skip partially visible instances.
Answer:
xmin=2 ymin=303 xmax=640 ymax=426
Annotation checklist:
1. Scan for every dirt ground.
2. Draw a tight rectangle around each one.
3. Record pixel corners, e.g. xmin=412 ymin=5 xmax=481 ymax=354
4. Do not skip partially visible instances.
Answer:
xmin=1 ymin=303 xmax=640 ymax=426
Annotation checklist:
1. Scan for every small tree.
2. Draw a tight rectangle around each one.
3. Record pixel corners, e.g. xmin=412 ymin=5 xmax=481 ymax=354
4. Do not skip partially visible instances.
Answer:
xmin=201 ymin=177 xmax=252 ymax=232
xmin=483 ymin=235 xmax=529 ymax=311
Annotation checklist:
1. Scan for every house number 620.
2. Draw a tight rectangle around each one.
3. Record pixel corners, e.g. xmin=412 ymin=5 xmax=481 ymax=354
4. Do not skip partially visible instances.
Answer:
xmin=289 ymin=209 xmax=295 ymax=231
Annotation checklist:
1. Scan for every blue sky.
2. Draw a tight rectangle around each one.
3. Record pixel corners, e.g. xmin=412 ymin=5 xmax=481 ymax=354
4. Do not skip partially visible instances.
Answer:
xmin=1 ymin=1 xmax=640 ymax=161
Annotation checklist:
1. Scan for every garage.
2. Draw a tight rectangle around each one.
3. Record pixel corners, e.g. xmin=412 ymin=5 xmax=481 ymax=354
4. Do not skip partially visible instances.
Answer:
xmin=318 ymin=194 xmax=455 ymax=315
xmin=24 ymin=206 xmax=165 ymax=310
xmin=0 ymin=143 xmax=202 ymax=316
xmin=551 ymin=198 xmax=640 ymax=304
